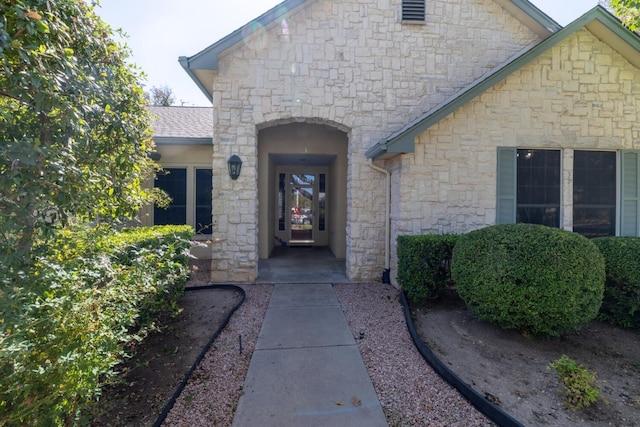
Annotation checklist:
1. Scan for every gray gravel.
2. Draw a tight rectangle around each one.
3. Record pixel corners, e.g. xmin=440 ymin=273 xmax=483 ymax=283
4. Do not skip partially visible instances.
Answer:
xmin=334 ymin=283 xmax=492 ymax=426
xmin=164 ymin=282 xmax=492 ymax=426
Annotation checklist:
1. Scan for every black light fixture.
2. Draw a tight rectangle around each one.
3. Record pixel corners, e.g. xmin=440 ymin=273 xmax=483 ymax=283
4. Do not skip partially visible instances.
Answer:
xmin=227 ymin=155 xmax=242 ymax=180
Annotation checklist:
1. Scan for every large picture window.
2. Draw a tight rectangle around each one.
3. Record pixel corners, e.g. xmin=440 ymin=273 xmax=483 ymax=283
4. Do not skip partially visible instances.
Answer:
xmin=498 ymin=148 xmax=640 ymax=237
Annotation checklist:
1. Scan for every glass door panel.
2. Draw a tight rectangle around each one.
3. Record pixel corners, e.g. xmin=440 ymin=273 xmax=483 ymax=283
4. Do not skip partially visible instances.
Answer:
xmin=290 ymin=185 xmax=313 ymax=242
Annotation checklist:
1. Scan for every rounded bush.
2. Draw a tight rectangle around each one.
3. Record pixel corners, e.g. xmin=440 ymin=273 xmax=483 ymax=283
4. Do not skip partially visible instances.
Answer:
xmin=451 ymin=224 xmax=605 ymax=336
xmin=592 ymin=237 xmax=640 ymax=329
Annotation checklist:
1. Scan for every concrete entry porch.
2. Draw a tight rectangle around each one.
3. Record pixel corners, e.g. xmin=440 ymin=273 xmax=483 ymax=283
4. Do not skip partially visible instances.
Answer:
xmin=256 ymin=246 xmax=348 ymax=283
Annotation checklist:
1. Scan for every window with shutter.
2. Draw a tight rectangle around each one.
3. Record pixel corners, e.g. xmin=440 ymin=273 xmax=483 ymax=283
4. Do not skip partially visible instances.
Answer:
xmin=497 ymin=148 xmax=640 ymax=237
xmin=402 ymin=0 xmax=425 ymax=22
xmin=496 ymin=148 xmax=561 ymax=228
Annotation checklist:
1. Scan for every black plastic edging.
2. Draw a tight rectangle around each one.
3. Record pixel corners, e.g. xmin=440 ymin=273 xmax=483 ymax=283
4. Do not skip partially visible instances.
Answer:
xmin=153 ymin=284 xmax=246 ymax=427
xmin=399 ymin=291 xmax=524 ymax=427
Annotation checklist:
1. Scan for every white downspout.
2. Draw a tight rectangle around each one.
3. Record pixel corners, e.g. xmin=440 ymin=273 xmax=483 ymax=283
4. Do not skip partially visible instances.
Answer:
xmin=367 ymin=159 xmax=391 ymax=282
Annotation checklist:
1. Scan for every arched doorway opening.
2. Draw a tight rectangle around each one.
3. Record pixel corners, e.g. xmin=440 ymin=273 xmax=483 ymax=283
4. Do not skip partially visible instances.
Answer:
xmin=257 ymin=121 xmax=348 ymax=281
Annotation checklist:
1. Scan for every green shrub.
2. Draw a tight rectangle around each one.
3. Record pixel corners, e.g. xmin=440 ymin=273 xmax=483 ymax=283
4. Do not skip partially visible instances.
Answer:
xmin=0 ymin=225 xmax=193 ymax=426
xmin=451 ymin=224 xmax=605 ymax=337
xmin=592 ymin=237 xmax=640 ymax=329
xmin=548 ymin=355 xmax=599 ymax=410
xmin=397 ymin=234 xmax=459 ymax=303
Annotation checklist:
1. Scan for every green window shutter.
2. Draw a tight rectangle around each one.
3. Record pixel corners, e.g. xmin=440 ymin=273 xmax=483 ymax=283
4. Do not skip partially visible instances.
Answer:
xmin=496 ymin=147 xmax=517 ymax=224
xmin=621 ymin=151 xmax=640 ymax=236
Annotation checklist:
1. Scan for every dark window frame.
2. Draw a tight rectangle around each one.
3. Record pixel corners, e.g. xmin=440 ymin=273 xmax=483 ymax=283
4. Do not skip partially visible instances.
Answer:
xmin=154 ymin=167 xmax=213 ymax=235
xmin=516 ymin=149 xmax=561 ymax=228
xmin=154 ymin=168 xmax=187 ymax=227
xmin=573 ymin=150 xmax=616 ymax=238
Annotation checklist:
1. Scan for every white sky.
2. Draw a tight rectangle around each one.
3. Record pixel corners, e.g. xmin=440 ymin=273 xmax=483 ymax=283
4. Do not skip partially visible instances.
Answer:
xmin=95 ymin=0 xmax=600 ymax=106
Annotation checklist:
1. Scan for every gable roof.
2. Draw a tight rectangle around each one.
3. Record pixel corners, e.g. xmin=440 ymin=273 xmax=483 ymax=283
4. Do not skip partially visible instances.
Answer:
xmin=179 ymin=0 xmax=561 ymax=102
xmin=366 ymin=5 xmax=640 ymax=160
xmin=149 ymin=106 xmax=213 ymax=145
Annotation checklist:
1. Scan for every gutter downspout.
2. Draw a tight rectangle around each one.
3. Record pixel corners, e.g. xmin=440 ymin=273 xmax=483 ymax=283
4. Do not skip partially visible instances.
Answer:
xmin=367 ymin=159 xmax=391 ymax=284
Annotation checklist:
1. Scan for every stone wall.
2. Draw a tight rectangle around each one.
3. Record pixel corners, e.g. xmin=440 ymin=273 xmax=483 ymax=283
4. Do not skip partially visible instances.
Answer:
xmin=390 ymin=28 xmax=640 ymax=283
xmin=208 ymin=0 xmax=541 ymax=282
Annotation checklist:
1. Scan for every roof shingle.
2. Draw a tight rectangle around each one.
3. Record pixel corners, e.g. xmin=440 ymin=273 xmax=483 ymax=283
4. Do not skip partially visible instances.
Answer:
xmin=149 ymin=106 xmax=213 ymax=139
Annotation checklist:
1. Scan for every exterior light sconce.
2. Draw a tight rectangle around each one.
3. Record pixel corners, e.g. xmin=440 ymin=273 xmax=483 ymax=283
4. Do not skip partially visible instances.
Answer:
xmin=148 ymin=151 xmax=162 ymax=161
xmin=227 ymin=155 xmax=242 ymax=180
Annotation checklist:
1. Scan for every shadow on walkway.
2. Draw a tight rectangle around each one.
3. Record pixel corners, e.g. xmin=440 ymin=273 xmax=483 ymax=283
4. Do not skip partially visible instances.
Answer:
xmin=257 ymin=246 xmax=348 ymax=283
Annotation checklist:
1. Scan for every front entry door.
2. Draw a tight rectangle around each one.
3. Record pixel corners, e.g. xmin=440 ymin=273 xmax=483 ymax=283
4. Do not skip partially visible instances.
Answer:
xmin=290 ymin=174 xmax=314 ymax=243
xmin=276 ymin=168 xmax=328 ymax=246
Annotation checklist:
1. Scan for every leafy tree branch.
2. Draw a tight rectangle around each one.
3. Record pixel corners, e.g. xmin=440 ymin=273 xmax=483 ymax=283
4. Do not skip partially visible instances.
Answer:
xmin=0 ymin=0 xmax=158 ymax=264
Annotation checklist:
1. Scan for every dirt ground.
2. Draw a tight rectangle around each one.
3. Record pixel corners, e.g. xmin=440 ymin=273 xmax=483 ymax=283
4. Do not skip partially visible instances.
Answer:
xmin=414 ymin=292 xmax=640 ymax=427
xmin=92 ymin=260 xmax=241 ymax=426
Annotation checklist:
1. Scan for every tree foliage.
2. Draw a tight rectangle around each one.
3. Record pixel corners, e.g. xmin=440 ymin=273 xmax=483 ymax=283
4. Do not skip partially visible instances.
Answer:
xmin=609 ymin=0 xmax=640 ymax=31
xmin=148 ymin=84 xmax=175 ymax=106
xmin=0 ymin=0 xmax=157 ymax=264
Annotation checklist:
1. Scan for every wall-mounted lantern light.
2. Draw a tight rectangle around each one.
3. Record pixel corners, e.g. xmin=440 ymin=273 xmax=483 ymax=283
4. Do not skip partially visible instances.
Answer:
xmin=148 ymin=151 xmax=162 ymax=161
xmin=227 ymin=155 xmax=242 ymax=180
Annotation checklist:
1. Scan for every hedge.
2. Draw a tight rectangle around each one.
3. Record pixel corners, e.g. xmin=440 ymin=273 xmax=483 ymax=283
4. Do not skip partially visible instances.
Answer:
xmin=397 ymin=234 xmax=459 ymax=303
xmin=451 ymin=224 xmax=605 ymax=337
xmin=592 ymin=237 xmax=640 ymax=329
xmin=0 ymin=225 xmax=193 ymax=426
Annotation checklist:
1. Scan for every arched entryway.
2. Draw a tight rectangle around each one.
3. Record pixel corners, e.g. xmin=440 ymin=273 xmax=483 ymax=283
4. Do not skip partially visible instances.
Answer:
xmin=257 ymin=120 xmax=348 ymax=280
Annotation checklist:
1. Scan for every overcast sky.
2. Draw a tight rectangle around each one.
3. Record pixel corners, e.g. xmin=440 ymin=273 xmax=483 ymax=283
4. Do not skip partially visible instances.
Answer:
xmin=95 ymin=0 xmax=600 ymax=106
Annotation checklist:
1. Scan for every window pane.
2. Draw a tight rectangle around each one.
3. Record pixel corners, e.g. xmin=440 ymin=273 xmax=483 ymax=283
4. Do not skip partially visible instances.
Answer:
xmin=154 ymin=168 xmax=187 ymax=226
xmin=195 ymin=169 xmax=213 ymax=234
xmin=278 ymin=173 xmax=286 ymax=231
xmin=516 ymin=149 xmax=561 ymax=227
xmin=573 ymin=151 xmax=616 ymax=238
xmin=319 ymin=174 xmax=326 ymax=231
xmin=290 ymin=174 xmax=315 ymax=186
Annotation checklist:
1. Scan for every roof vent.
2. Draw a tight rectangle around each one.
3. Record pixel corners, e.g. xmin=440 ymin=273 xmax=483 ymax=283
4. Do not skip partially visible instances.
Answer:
xmin=402 ymin=0 xmax=425 ymax=22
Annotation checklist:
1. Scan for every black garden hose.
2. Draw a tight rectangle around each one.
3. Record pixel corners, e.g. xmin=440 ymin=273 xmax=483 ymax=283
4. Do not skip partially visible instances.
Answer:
xmin=153 ymin=284 xmax=246 ymax=427
xmin=399 ymin=291 xmax=524 ymax=427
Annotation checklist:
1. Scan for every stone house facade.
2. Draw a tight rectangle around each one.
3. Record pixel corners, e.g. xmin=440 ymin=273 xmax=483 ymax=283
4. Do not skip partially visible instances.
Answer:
xmin=173 ymin=0 xmax=640 ymax=284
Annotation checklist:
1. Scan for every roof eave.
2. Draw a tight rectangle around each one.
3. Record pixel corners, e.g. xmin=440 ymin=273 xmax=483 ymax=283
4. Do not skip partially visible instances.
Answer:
xmin=153 ymin=136 xmax=213 ymax=146
xmin=178 ymin=56 xmax=214 ymax=102
xmin=494 ymin=0 xmax=562 ymax=37
xmin=181 ymin=0 xmax=309 ymax=72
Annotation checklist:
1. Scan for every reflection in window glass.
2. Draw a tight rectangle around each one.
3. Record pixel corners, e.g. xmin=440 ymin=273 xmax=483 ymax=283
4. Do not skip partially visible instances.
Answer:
xmin=290 ymin=174 xmax=315 ymax=186
xmin=278 ymin=173 xmax=286 ymax=231
xmin=516 ymin=149 xmax=560 ymax=227
xmin=319 ymin=174 xmax=326 ymax=231
xmin=154 ymin=168 xmax=187 ymax=226
xmin=573 ymin=151 xmax=616 ymax=237
xmin=291 ymin=186 xmax=313 ymax=241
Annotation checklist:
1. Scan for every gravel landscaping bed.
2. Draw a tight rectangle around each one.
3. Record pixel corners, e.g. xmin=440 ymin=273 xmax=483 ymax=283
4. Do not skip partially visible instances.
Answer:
xmin=334 ymin=283 xmax=492 ymax=426
xmin=163 ymin=283 xmax=273 ymax=426
xmin=137 ymin=274 xmax=494 ymax=426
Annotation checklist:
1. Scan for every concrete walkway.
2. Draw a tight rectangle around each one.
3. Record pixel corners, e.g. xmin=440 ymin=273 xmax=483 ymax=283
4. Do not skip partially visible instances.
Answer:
xmin=232 ymin=283 xmax=388 ymax=427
